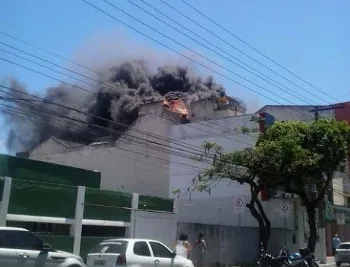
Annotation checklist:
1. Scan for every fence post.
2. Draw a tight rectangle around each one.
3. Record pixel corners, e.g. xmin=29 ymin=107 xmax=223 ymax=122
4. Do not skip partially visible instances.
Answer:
xmin=73 ymin=186 xmax=85 ymax=256
xmin=0 ymin=177 xmax=12 ymax=227
xmin=129 ymin=193 xmax=139 ymax=238
xmin=173 ymin=199 xmax=178 ymax=213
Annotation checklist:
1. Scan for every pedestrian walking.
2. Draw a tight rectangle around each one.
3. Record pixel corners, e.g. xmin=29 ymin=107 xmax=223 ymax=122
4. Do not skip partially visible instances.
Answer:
xmin=192 ymin=232 xmax=207 ymax=267
xmin=175 ymin=233 xmax=192 ymax=258
xmin=332 ymin=233 xmax=341 ymax=256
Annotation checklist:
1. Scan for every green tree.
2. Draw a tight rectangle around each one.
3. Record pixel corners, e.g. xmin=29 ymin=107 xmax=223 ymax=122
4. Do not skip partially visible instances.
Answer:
xmin=258 ymin=119 xmax=350 ymax=252
xmin=185 ymin=141 xmax=287 ymax=251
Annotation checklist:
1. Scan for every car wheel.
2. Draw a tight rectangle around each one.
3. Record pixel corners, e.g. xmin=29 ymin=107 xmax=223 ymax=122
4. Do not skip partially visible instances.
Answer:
xmin=336 ymin=262 xmax=341 ymax=267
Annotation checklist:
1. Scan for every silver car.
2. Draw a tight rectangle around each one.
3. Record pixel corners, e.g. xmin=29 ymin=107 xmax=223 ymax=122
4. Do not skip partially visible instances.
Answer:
xmin=0 ymin=227 xmax=85 ymax=267
xmin=335 ymin=242 xmax=350 ymax=266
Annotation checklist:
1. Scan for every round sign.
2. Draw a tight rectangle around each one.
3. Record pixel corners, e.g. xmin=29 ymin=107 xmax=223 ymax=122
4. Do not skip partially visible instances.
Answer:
xmin=280 ymin=202 xmax=289 ymax=213
xmin=235 ymin=197 xmax=243 ymax=208
xmin=336 ymin=213 xmax=344 ymax=220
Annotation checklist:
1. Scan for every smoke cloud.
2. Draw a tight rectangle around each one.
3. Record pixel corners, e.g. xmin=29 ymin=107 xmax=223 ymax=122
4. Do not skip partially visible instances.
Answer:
xmin=1 ymin=59 xmax=226 ymax=153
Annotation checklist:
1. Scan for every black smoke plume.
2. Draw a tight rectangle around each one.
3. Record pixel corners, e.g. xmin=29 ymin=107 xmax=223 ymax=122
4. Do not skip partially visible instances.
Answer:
xmin=1 ymin=60 xmax=225 ymax=153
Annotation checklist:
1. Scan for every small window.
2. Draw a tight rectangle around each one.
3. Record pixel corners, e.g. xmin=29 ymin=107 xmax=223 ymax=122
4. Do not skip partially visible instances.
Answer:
xmin=133 ymin=241 xmax=151 ymax=257
xmin=338 ymin=244 xmax=350 ymax=250
xmin=0 ymin=230 xmax=43 ymax=250
xmin=90 ymin=241 xmax=128 ymax=254
xmin=149 ymin=242 xmax=173 ymax=258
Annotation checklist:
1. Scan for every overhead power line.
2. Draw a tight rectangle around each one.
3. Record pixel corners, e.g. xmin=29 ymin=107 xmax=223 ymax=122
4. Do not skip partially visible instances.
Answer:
xmin=126 ymin=0 xmax=318 ymax=106
xmin=100 ymin=0 xmax=314 ymax=108
xmin=0 ymin=56 xmax=257 ymax=146
xmin=0 ymin=94 xmax=209 ymax=171
xmin=173 ymin=0 xmax=340 ymax=103
xmin=79 ymin=0 xmax=325 ymax=124
xmin=0 ymin=84 xmax=212 ymax=160
xmin=0 ymin=41 xmax=257 ymax=143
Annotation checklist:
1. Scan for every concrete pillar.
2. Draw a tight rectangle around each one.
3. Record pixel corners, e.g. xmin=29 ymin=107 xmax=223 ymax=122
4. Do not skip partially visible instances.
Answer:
xmin=73 ymin=186 xmax=85 ymax=256
xmin=129 ymin=193 xmax=139 ymax=238
xmin=0 ymin=177 xmax=12 ymax=227
xmin=173 ymin=198 xmax=178 ymax=213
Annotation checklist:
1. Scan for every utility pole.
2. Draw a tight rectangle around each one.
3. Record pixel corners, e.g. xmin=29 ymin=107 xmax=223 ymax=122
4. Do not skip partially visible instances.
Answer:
xmin=308 ymin=104 xmax=345 ymax=263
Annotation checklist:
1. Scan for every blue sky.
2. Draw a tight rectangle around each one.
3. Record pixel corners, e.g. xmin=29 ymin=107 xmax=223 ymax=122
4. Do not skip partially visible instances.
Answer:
xmin=0 ymin=0 xmax=349 ymax=153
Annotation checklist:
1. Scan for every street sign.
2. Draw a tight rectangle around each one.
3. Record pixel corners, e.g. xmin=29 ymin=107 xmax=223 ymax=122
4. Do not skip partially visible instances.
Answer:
xmin=280 ymin=202 xmax=290 ymax=217
xmin=234 ymin=196 xmax=244 ymax=214
xmin=336 ymin=212 xmax=345 ymax=225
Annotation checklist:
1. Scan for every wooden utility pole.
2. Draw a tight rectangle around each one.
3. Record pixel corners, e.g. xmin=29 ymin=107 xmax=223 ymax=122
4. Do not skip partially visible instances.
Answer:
xmin=308 ymin=104 xmax=345 ymax=262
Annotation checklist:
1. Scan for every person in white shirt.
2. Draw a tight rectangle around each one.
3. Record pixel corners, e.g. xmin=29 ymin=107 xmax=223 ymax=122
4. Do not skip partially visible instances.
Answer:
xmin=175 ymin=233 xmax=192 ymax=258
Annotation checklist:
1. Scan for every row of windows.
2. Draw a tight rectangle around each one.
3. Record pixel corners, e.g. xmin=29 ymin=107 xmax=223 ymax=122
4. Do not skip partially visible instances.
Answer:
xmin=6 ymin=221 xmax=126 ymax=237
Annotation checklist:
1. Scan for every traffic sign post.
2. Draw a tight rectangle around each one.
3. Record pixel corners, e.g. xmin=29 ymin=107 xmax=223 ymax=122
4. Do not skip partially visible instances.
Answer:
xmin=233 ymin=197 xmax=244 ymax=267
xmin=280 ymin=202 xmax=290 ymax=217
xmin=234 ymin=197 xmax=244 ymax=214
xmin=279 ymin=201 xmax=290 ymax=246
xmin=336 ymin=212 xmax=345 ymax=225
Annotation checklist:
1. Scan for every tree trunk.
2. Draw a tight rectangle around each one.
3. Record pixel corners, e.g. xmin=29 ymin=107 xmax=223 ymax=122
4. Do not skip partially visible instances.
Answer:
xmin=246 ymin=188 xmax=270 ymax=252
xmin=306 ymin=203 xmax=317 ymax=253
xmin=255 ymin=198 xmax=271 ymax=249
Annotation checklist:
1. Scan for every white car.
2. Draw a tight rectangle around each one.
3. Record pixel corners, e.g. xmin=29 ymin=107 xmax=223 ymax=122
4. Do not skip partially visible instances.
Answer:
xmin=335 ymin=242 xmax=350 ymax=266
xmin=0 ymin=227 xmax=85 ymax=267
xmin=86 ymin=238 xmax=194 ymax=267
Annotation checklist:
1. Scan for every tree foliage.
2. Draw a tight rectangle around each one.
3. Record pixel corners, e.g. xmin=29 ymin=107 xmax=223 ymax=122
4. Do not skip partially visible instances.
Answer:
xmin=181 ymin=119 xmax=350 ymax=253
xmin=257 ymin=119 xmax=350 ymax=252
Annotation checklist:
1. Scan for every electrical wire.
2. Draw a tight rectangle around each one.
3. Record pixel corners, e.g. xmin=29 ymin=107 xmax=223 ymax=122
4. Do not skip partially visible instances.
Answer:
xmin=126 ymin=0 xmax=318 ymax=106
xmin=0 ymin=34 xmax=330 ymax=140
xmin=0 ymin=93 xmax=210 ymax=169
xmin=0 ymin=42 xmax=259 ymax=144
xmin=169 ymin=0 xmax=339 ymax=103
xmin=80 ymin=0 xmax=328 ymax=124
xmin=0 ymin=57 xmax=257 ymax=147
xmin=0 ymin=99 xmax=207 ymax=172
xmin=100 ymin=0 xmax=315 ymax=108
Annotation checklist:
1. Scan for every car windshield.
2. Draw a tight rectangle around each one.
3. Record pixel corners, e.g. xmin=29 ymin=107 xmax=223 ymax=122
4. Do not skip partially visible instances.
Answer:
xmin=90 ymin=241 xmax=128 ymax=254
xmin=338 ymin=244 xmax=350 ymax=250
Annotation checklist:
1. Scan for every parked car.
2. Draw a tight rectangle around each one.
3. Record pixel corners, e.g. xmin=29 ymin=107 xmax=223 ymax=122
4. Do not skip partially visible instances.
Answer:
xmin=335 ymin=242 xmax=350 ymax=266
xmin=0 ymin=227 xmax=85 ymax=267
xmin=86 ymin=238 xmax=194 ymax=267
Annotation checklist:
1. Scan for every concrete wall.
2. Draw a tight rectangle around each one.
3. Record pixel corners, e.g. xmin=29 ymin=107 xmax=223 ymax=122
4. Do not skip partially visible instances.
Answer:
xmin=134 ymin=210 xmax=177 ymax=248
xmin=177 ymin=196 xmax=295 ymax=229
xmin=177 ymin=222 xmax=295 ymax=266
xmin=189 ymin=99 xmax=243 ymax=122
xmin=256 ymin=105 xmax=335 ymax=122
xmin=29 ymin=103 xmax=174 ymax=198
xmin=30 ymin=137 xmax=73 ymax=156
xmin=169 ymin=114 xmax=258 ymax=199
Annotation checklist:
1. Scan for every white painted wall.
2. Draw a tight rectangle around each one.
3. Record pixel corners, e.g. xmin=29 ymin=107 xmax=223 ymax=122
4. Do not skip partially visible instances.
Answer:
xmin=169 ymin=114 xmax=258 ymax=199
xmin=29 ymin=104 xmax=174 ymax=198
xmin=177 ymin=196 xmax=295 ymax=229
xmin=134 ymin=210 xmax=177 ymax=248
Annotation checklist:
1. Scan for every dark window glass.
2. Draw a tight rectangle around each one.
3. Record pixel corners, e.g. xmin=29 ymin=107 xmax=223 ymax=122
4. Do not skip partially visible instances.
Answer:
xmin=90 ymin=241 xmax=128 ymax=254
xmin=82 ymin=225 xmax=125 ymax=237
xmin=6 ymin=221 xmax=70 ymax=236
xmin=0 ymin=230 xmax=43 ymax=250
xmin=338 ymin=244 xmax=350 ymax=250
xmin=149 ymin=242 xmax=173 ymax=258
xmin=133 ymin=241 xmax=151 ymax=257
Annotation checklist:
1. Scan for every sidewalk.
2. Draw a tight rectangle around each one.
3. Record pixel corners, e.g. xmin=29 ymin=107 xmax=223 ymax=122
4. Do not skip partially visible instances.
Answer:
xmin=319 ymin=257 xmax=335 ymax=267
